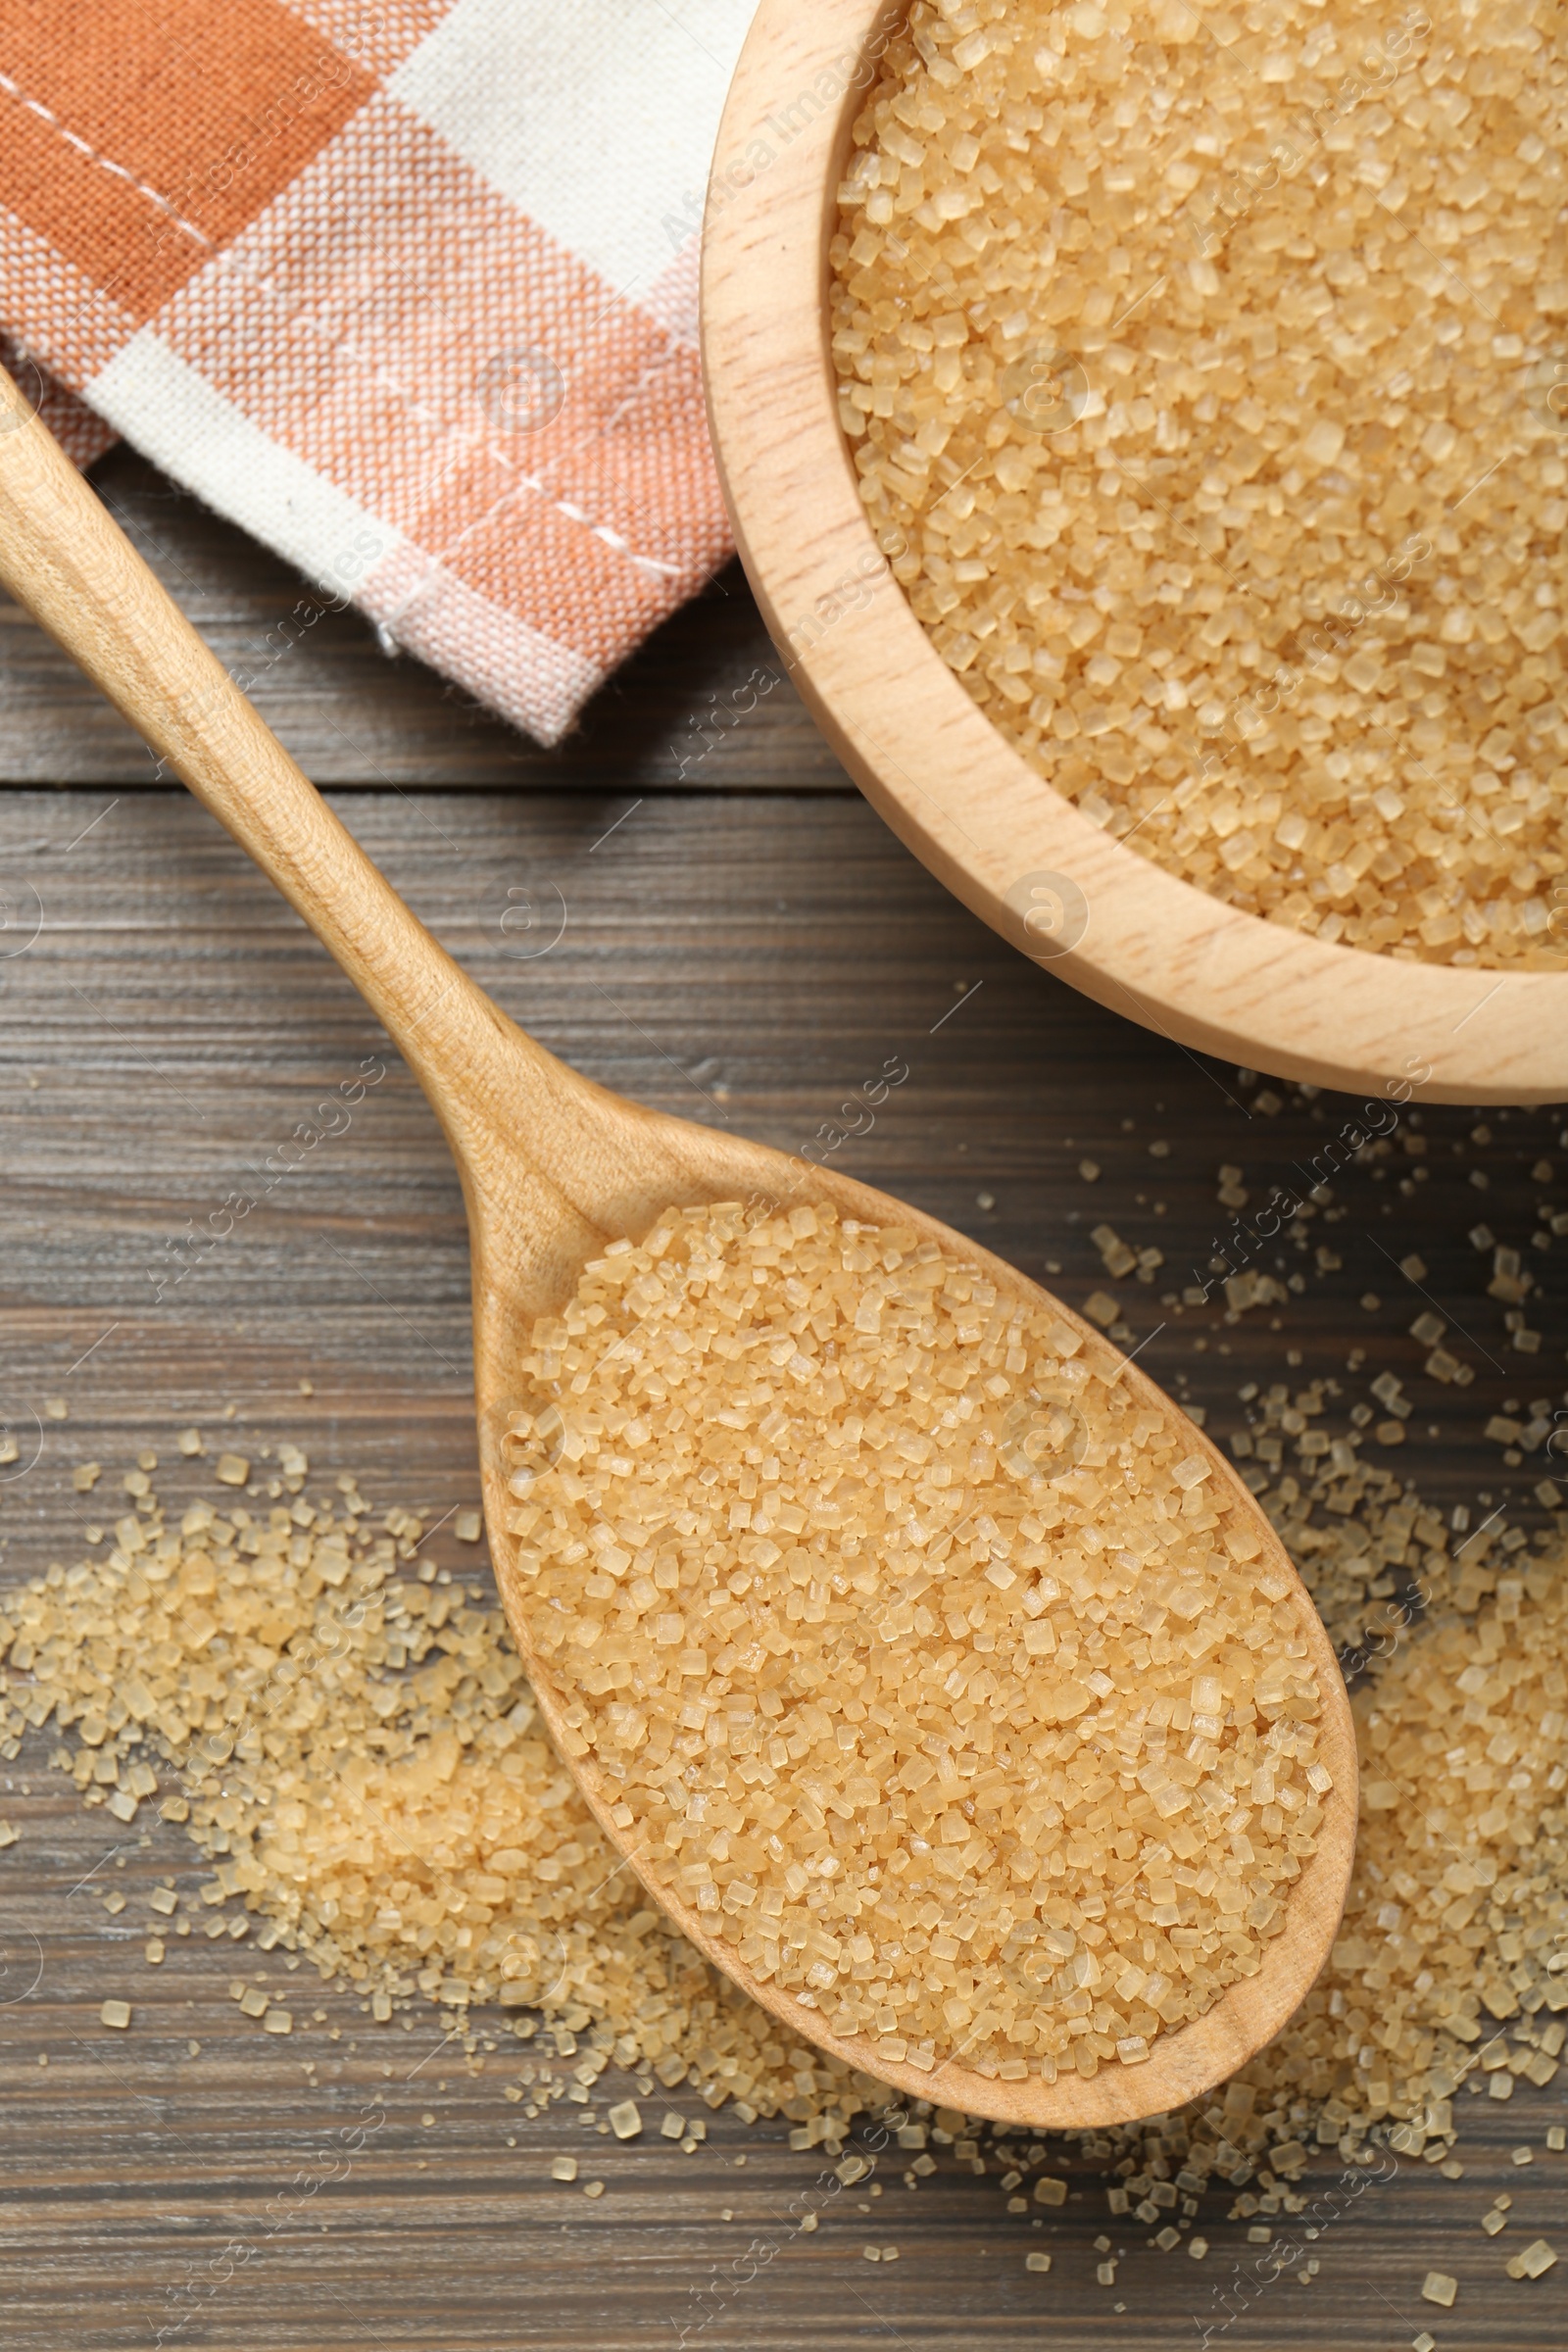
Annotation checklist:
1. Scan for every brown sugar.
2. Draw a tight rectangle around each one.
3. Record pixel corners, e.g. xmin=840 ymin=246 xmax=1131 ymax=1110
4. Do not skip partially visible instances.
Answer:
xmin=1247 ymin=1552 xmax=1568 ymax=2137
xmin=831 ymin=0 xmax=1568 ymax=967
xmin=1214 ymin=1375 xmax=1568 ymax=2147
xmin=0 ymin=1469 xmax=888 ymax=2141
xmin=510 ymin=1200 xmax=1328 ymax=2083
xmin=998 ymin=1538 xmax=1568 ymax=2230
xmin=0 ymin=1365 xmax=1561 ymax=2178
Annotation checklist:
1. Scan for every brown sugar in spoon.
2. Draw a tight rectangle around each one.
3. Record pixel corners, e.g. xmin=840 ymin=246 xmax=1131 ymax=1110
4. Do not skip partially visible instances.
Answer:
xmin=0 ymin=367 xmax=1355 ymax=2129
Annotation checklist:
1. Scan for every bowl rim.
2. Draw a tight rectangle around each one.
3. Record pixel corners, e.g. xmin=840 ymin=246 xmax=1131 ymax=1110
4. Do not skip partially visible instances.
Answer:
xmin=700 ymin=0 xmax=1568 ymax=1106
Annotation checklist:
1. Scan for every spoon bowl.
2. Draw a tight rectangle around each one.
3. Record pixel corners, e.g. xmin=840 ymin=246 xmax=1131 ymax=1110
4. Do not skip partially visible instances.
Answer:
xmin=0 ymin=365 xmax=1355 ymax=2128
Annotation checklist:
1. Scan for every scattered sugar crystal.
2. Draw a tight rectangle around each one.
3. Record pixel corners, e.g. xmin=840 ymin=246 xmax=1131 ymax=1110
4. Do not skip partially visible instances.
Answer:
xmin=3 ymin=1367 xmax=1563 ymax=2179
xmin=0 ymin=1456 xmax=894 ymax=2145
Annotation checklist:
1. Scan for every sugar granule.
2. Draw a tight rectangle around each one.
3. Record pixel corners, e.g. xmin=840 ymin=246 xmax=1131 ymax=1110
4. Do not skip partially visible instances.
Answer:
xmin=509 ymin=1200 xmax=1328 ymax=2082
xmin=1245 ymin=1555 xmax=1568 ymax=2133
xmin=832 ymin=0 xmax=1568 ymax=968
xmin=0 ymin=1475 xmax=886 ymax=2140
xmin=0 ymin=1398 xmax=1561 ymax=2182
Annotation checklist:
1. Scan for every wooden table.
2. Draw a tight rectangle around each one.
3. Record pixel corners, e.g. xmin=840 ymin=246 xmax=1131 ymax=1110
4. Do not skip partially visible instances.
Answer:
xmin=1 ymin=449 xmax=1563 ymax=2351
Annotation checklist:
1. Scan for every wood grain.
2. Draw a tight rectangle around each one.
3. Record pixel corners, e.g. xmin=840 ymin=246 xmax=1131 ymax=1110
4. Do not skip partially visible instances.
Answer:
xmin=701 ymin=0 xmax=1568 ymax=1104
xmin=1 ymin=787 xmax=1564 ymax=2347
xmin=0 ymin=379 xmax=1353 ymax=2131
xmin=0 ymin=451 xmax=843 ymax=792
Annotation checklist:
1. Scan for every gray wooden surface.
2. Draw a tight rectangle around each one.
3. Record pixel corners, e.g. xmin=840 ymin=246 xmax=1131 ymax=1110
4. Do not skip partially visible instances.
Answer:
xmin=0 ymin=453 xmax=1564 ymax=2351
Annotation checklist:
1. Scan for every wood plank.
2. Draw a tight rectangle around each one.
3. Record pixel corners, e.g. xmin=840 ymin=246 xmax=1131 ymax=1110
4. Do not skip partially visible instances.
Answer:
xmin=0 ymin=451 xmax=846 ymax=791
xmin=0 ymin=788 xmax=1563 ymax=2351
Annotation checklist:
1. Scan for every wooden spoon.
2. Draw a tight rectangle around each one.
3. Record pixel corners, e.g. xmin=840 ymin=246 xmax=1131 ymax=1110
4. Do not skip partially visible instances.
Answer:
xmin=0 ymin=366 xmax=1355 ymax=2129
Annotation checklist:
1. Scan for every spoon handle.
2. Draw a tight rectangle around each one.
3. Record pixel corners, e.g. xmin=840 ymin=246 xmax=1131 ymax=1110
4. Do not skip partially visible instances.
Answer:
xmin=0 ymin=364 xmax=552 ymax=1157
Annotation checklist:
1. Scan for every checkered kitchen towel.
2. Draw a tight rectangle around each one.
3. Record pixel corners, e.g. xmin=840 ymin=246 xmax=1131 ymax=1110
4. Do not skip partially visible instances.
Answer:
xmin=0 ymin=0 xmax=758 ymax=743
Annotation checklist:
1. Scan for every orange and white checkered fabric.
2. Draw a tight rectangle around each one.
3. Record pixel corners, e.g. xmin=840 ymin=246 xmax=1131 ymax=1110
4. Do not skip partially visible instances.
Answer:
xmin=0 ymin=0 xmax=756 ymax=743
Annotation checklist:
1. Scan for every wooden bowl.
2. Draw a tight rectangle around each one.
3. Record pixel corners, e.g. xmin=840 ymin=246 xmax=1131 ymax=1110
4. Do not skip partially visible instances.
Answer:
xmin=701 ymin=0 xmax=1568 ymax=1105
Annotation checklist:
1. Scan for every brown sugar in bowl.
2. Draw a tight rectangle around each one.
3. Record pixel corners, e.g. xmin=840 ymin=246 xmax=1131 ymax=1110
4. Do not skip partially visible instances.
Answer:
xmin=700 ymin=0 xmax=1568 ymax=1104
